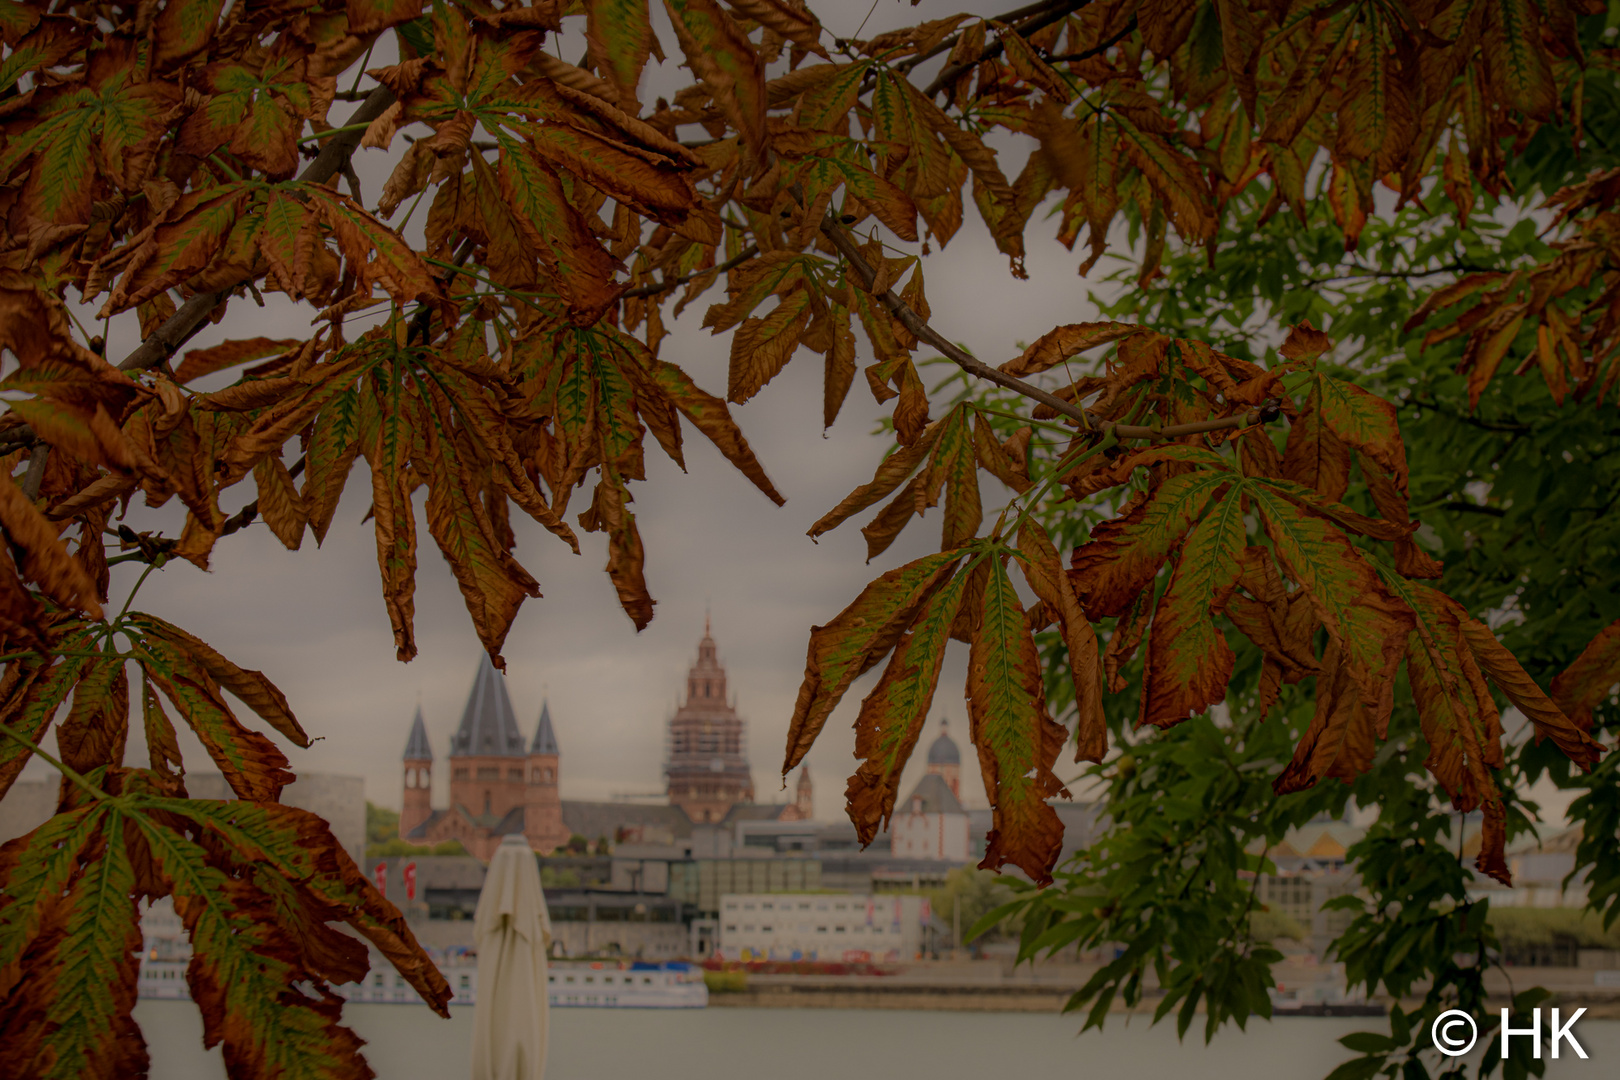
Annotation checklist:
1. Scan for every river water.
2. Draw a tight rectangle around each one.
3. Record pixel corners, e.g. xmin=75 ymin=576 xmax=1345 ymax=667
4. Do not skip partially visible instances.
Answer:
xmin=134 ymin=1000 xmax=1619 ymax=1079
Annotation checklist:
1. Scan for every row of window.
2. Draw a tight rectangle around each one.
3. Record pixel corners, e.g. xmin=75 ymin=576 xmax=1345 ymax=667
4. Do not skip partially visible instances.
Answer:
xmin=725 ymin=900 xmax=855 ymax=913
xmin=445 ymin=767 xmax=557 ymax=782
xmin=359 ymin=972 xmax=660 ymax=988
xmin=725 ymin=924 xmax=892 ymax=935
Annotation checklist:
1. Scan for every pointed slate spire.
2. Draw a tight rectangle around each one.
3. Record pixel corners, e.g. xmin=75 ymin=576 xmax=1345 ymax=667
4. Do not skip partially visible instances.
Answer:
xmin=403 ymin=706 xmax=433 ymax=761
xmin=530 ymin=700 xmax=559 ymax=755
xmin=449 ymin=653 xmax=526 ymax=758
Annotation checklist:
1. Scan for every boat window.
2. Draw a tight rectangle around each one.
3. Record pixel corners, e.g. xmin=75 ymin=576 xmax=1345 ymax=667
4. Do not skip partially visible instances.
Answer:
xmin=643 ymin=977 xmax=653 ymax=984
xmin=565 ymin=976 xmax=575 ymax=983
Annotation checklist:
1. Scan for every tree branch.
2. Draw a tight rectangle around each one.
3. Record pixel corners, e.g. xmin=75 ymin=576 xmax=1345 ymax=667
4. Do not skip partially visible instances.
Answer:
xmin=1440 ymin=501 xmax=1508 ymax=518
xmin=19 ymin=445 xmax=48 ymax=500
xmin=1043 ymin=15 xmax=1137 ymax=62
xmin=893 ymin=0 xmax=1074 ymax=75
xmin=816 ymin=211 xmax=1279 ymax=440
xmin=921 ymin=0 xmax=1088 ymax=98
xmin=114 ymin=86 xmax=399 ymax=377
xmin=621 ymin=245 xmax=761 ymax=299
xmin=1301 ymin=261 xmax=1497 ymax=287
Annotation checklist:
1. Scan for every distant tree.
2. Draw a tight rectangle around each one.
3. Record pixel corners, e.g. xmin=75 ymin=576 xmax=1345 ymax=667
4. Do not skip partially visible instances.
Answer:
xmin=365 ymin=837 xmax=469 ymax=859
xmin=925 ymin=866 xmax=1021 ymax=947
xmin=0 ymin=3 xmax=1616 ymax=1079
xmin=364 ymin=801 xmax=399 ymax=846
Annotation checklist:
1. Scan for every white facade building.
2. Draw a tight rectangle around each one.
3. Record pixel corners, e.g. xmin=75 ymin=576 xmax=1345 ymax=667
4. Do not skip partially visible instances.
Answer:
xmin=717 ymin=893 xmax=928 ymax=962
xmin=889 ymin=772 xmax=970 ymax=862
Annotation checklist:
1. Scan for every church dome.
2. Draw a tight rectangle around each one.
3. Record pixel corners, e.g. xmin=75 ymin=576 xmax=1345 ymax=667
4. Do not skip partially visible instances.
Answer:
xmin=926 ymin=721 xmax=960 ymax=766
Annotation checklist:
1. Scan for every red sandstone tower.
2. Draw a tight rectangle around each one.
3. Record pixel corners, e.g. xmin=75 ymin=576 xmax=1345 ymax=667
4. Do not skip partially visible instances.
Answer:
xmin=400 ymin=707 xmax=433 ymax=839
xmin=523 ymin=700 xmax=566 ymax=853
xmin=664 ymin=620 xmax=755 ymax=824
xmin=398 ymin=656 xmax=570 ymax=859
xmin=793 ymin=766 xmax=813 ymax=820
xmin=447 ymin=654 xmax=528 ymax=858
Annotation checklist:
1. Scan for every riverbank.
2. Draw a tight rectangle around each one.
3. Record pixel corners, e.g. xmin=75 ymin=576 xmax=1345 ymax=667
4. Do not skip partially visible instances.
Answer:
xmin=703 ymin=959 xmax=1620 ymax=1016
xmin=132 ymin=1001 xmax=1620 ymax=1079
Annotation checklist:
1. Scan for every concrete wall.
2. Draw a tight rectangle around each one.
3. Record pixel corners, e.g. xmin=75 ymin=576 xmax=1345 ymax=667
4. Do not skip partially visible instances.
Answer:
xmin=187 ymin=772 xmax=366 ymax=866
xmin=0 ymin=779 xmax=55 ymax=844
xmin=3 ymin=773 xmax=365 ymax=867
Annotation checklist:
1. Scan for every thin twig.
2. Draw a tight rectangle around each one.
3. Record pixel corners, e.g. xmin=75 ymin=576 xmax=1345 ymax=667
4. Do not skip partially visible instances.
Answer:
xmin=621 ymin=245 xmax=761 ymax=299
xmin=816 ymin=211 xmax=1280 ymax=440
xmin=921 ymin=0 xmax=1087 ymax=98
xmin=896 ymin=0 xmax=1076 ymax=75
xmin=1043 ymin=15 xmax=1137 ymax=62
xmin=19 ymin=446 xmax=48 ymax=500
xmin=1301 ymin=261 xmax=1497 ymax=287
xmin=1440 ymin=501 xmax=1508 ymax=518
xmin=215 ymin=456 xmax=309 ymax=544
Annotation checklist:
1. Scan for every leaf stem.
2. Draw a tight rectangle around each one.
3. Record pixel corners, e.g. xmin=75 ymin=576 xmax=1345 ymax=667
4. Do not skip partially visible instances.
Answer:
xmin=420 ymin=257 xmax=558 ymax=310
xmin=0 ymin=719 xmax=107 ymax=803
xmin=296 ymin=120 xmax=377 ymax=145
xmin=208 ymin=153 xmax=243 ymax=182
xmin=115 ymin=557 xmax=165 ymax=623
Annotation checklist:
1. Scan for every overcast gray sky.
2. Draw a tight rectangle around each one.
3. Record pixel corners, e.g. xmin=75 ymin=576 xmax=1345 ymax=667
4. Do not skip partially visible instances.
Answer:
xmin=18 ymin=1 xmax=1134 ymax=824
xmin=25 ymin=1 xmax=1578 ymax=836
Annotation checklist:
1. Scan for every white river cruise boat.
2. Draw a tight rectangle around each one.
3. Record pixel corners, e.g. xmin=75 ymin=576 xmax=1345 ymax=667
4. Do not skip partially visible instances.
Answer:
xmin=139 ymin=958 xmax=707 ymax=1009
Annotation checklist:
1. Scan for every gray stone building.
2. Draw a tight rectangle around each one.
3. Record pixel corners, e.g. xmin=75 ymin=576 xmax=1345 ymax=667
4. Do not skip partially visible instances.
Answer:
xmin=2 ymin=771 xmax=366 ymax=866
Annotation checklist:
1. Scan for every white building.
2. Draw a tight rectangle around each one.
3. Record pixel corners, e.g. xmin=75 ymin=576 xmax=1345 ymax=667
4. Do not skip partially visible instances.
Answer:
xmin=890 ymin=772 xmax=970 ymax=862
xmin=717 ymin=893 xmax=928 ymax=962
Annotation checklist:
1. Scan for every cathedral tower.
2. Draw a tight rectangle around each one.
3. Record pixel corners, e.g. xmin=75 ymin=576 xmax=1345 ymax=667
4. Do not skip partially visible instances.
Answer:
xmin=793 ymin=766 xmax=813 ymax=820
xmin=665 ymin=620 xmax=755 ymax=823
xmin=524 ymin=700 xmax=566 ymax=853
xmin=448 ymin=654 xmax=528 ymax=825
xmin=926 ymin=718 xmax=962 ymax=799
xmin=400 ymin=707 xmax=433 ymax=839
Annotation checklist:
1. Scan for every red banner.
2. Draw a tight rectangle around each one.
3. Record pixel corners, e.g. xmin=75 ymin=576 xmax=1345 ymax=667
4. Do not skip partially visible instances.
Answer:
xmin=373 ymin=862 xmax=387 ymax=898
xmin=403 ymin=862 xmax=417 ymax=901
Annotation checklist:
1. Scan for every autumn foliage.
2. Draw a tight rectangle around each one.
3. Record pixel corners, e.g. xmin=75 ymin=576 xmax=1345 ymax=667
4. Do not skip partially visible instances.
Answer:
xmin=0 ymin=0 xmax=1618 ymax=1075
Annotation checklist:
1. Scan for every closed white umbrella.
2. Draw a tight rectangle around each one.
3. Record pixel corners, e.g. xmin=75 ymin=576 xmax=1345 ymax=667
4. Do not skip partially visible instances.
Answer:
xmin=472 ymin=834 xmax=552 ymax=1080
